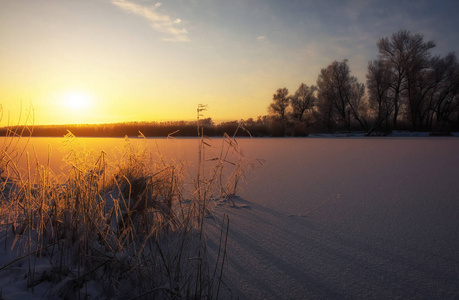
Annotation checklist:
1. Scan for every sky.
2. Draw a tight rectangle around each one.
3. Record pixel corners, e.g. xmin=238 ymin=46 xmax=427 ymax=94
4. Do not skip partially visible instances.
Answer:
xmin=0 ymin=0 xmax=458 ymax=125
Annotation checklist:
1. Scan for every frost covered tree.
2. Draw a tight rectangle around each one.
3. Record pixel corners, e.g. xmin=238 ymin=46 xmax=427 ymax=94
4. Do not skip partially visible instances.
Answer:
xmin=316 ymin=89 xmax=336 ymax=131
xmin=316 ymin=59 xmax=366 ymax=131
xmin=422 ymin=53 xmax=459 ymax=129
xmin=268 ymin=87 xmax=290 ymax=122
xmin=290 ymin=83 xmax=317 ymax=122
xmin=367 ymin=59 xmax=394 ymax=130
xmin=376 ymin=30 xmax=436 ymax=129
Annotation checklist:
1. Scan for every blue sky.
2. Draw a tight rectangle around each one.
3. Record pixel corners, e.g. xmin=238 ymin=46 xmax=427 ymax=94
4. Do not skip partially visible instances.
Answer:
xmin=0 ymin=0 xmax=458 ymax=124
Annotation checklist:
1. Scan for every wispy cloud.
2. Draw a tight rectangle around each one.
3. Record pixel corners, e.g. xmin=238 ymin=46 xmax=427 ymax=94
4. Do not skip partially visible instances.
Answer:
xmin=256 ymin=35 xmax=267 ymax=42
xmin=111 ymin=0 xmax=189 ymax=42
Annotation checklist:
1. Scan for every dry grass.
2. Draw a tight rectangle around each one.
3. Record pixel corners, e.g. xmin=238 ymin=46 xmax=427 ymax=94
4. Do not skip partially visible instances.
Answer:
xmin=0 ymin=106 xmax=251 ymax=299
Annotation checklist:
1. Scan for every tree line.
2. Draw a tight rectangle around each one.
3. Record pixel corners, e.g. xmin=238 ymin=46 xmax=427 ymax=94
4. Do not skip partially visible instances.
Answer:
xmin=266 ymin=30 xmax=459 ymax=135
xmin=0 ymin=120 xmax=213 ymax=138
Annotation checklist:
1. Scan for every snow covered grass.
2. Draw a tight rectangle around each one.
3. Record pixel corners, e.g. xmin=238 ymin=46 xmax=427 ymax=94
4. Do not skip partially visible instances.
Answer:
xmin=0 ymin=126 xmax=250 ymax=299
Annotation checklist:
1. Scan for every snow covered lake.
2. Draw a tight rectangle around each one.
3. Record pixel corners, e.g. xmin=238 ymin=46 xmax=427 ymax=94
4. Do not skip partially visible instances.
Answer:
xmin=4 ymin=137 xmax=459 ymax=299
xmin=207 ymin=137 xmax=459 ymax=299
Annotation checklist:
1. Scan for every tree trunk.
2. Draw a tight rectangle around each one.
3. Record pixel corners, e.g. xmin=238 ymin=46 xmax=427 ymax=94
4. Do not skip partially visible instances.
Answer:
xmin=392 ymin=89 xmax=400 ymax=129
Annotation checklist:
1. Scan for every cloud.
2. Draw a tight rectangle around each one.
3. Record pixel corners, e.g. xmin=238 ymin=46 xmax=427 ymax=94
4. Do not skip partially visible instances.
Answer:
xmin=256 ymin=35 xmax=267 ymax=42
xmin=111 ymin=0 xmax=189 ymax=42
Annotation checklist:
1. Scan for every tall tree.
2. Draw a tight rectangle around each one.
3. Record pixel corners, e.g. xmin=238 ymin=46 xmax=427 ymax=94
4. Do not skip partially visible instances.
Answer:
xmin=268 ymin=87 xmax=290 ymax=122
xmin=317 ymin=59 xmax=366 ymax=131
xmin=316 ymin=89 xmax=336 ymax=131
xmin=427 ymin=53 xmax=459 ymax=129
xmin=290 ymin=83 xmax=317 ymax=122
xmin=367 ymin=59 xmax=394 ymax=129
xmin=377 ymin=30 xmax=435 ymax=129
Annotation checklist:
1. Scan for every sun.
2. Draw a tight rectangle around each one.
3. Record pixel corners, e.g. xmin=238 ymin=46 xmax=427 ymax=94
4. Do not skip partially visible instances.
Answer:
xmin=61 ymin=91 xmax=93 ymax=111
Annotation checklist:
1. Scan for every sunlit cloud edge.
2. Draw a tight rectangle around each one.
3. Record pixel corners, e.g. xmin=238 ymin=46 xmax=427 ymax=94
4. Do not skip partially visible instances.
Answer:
xmin=111 ymin=0 xmax=190 ymax=42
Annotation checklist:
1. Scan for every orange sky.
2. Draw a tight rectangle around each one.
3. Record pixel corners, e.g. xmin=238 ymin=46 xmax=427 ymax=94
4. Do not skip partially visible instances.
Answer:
xmin=1 ymin=0 xmax=457 ymax=125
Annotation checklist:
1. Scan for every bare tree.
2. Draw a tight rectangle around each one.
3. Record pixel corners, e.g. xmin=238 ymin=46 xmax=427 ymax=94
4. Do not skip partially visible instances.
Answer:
xmin=290 ymin=83 xmax=317 ymax=122
xmin=427 ymin=53 xmax=459 ymax=129
xmin=377 ymin=30 xmax=436 ymax=129
xmin=317 ymin=59 xmax=366 ymax=131
xmin=268 ymin=87 xmax=290 ymax=122
xmin=316 ymin=90 xmax=336 ymax=131
xmin=367 ymin=59 xmax=394 ymax=130
xmin=409 ymin=55 xmax=442 ymax=128
xmin=348 ymin=80 xmax=367 ymax=129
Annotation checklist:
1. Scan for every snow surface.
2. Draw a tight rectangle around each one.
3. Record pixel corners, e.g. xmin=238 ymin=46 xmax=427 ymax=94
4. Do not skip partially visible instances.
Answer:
xmin=205 ymin=137 xmax=459 ymax=299
xmin=2 ymin=137 xmax=459 ymax=299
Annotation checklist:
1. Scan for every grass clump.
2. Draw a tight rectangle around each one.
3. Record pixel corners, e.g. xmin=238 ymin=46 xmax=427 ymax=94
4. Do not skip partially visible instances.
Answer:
xmin=0 ymin=106 xmax=252 ymax=299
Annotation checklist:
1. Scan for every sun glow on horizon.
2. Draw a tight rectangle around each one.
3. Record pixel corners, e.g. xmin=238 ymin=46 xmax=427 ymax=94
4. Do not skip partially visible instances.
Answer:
xmin=1 ymin=1 xmax=458 ymax=127
xmin=61 ymin=91 xmax=94 ymax=111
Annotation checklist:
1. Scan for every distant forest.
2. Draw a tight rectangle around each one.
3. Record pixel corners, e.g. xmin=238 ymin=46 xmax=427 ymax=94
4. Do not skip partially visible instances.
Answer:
xmin=0 ymin=119 xmax=254 ymax=138
xmin=1 ymin=30 xmax=458 ymax=138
